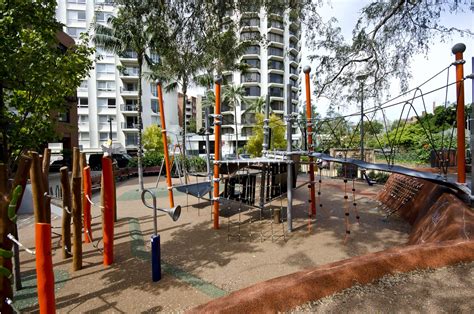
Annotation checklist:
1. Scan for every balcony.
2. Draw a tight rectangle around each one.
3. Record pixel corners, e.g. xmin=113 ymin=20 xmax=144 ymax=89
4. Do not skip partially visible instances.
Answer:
xmin=121 ymin=122 xmax=140 ymax=130
xmin=120 ymin=87 xmax=138 ymax=97
xmin=119 ymin=51 xmax=138 ymax=64
xmin=119 ymin=67 xmax=139 ymax=80
xmin=120 ymin=104 xmax=138 ymax=113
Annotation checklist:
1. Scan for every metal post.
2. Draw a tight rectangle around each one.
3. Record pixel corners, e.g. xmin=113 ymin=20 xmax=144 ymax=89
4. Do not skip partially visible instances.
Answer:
xmin=452 ymin=43 xmax=466 ymax=184
xmin=204 ymin=106 xmax=212 ymax=200
xmin=360 ymin=82 xmax=364 ymax=162
xmin=108 ymin=117 xmax=113 ymax=141
xmin=303 ymin=66 xmax=316 ymax=218
xmin=157 ymin=81 xmax=174 ymax=207
xmin=471 ymin=56 xmax=474 ymax=197
xmin=286 ymin=83 xmax=293 ymax=232
xmin=213 ymin=77 xmax=222 ymax=229
xmin=263 ymin=93 xmax=270 ymax=156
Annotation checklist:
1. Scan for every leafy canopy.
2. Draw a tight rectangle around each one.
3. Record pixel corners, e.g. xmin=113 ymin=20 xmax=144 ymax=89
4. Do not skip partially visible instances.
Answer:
xmin=0 ymin=0 xmax=94 ymax=171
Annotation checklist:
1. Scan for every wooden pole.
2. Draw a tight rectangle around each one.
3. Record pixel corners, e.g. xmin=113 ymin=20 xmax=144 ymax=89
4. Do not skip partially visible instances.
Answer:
xmin=60 ymin=167 xmax=72 ymax=259
xmin=83 ymin=166 xmax=92 ymax=243
xmin=41 ymin=148 xmax=51 ymax=224
xmin=157 ymin=81 xmax=175 ymax=207
xmin=35 ymin=223 xmax=56 ymax=313
xmin=11 ymin=155 xmax=32 ymax=291
xmin=29 ymin=152 xmax=47 ymax=223
xmin=71 ymin=176 xmax=82 ymax=271
xmin=452 ymin=43 xmax=466 ymax=184
xmin=304 ymin=66 xmax=317 ymax=220
xmin=213 ymin=77 xmax=222 ymax=230
xmin=102 ymin=156 xmax=114 ymax=266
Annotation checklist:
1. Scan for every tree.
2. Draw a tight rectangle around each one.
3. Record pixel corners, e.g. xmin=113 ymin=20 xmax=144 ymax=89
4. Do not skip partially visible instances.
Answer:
xmin=305 ymin=1 xmax=473 ymax=104
xmin=93 ymin=0 xmax=165 ymax=191
xmin=0 ymin=0 xmax=94 ymax=174
xmin=143 ymin=124 xmax=165 ymax=152
xmin=223 ymin=85 xmax=248 ymax=157
xmin=245 ymin=113 xmax=286 ymax=157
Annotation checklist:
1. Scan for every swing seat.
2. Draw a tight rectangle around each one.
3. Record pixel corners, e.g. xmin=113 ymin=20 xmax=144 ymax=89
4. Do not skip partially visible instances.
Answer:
xmin=174 ymin=181 xmax=213 ymax=199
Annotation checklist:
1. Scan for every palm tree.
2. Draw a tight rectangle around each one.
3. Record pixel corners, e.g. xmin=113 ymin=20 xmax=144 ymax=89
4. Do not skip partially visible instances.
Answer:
xmin=245 ymin=96 xmax=266 ymax=115
xmin=93 ymin=0 xmax=164 ymax=191
xmin=222 ymin=85 xmax=247 ymax=157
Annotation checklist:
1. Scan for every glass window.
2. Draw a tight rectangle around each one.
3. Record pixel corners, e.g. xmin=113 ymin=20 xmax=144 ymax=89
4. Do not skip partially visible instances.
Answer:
xmin=271 ymin=101 xmax=284 ymax=111
xmin=96 ymin=46 xmax=115 ymax=57
xmin=100 ymin=132 xmax=117 ymax=141
xmin=240 ymin=18 xmax=260 ymax=27
xmin=240 ymin=31 xmax=260 ymax=41
xmin=95 ymin=11 xmax=112 ymax=23
xmin=269 ymin=87 xmax=283 ymax=97
xmin=67 ymin=10 xmax=86 ymax=22
xmin=267 ymin=33 xmax=283 ymax=43
xmin=244 ymin=86 xmax=261 ymax=97
xmin=67 ymin=27 xmax=86 ymax=38
xmin=244 ymin=45 xmax=260 ymax=55
xmin=243 ymin=59 xmax=260 ymax=68
xmin=108 ymin=98 xmax=116 ymax=108
xmin=96 ymin=63 xmax=116 ymax=74
xmin=268 ymin=73 xmax=283 ymax=84
xmin=268 ymin=47 xmax=284 ymax=57
xmin=79 ymin=80 xmax=88 ymax=89
xmin=78 ymin=97 xmax=88 ymax=107
xmin=268 ymin=60 xmax=284 ymax=70
xmin=241 ymin=73 xmax=260 ymax=83
xmin=97 ymin=81 xmax=115 ymax=91
xmin=79 ymin=132 xmax=89 ymax=140
xmin=150 ymin=83 xmax=157 ymax=96
xmin=268 ymin=20 xmax=284 ymax=29
xmin=151 ymin=99 xmax=159 ymax=113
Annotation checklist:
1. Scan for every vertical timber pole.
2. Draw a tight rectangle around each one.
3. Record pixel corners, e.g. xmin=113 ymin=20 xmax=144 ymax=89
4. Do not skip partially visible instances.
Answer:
xmin=102 ymin=156 xmax=114 ymax=266
xmin=157 ymin=81 xmax=174 ymax=207
xmin=213 ymin=77 xmax=222 ymax=229
xmin=83 ymin=166 xmax=92 ymax=243
xmin=303 ymin=66 xmax=317 ymax=218
xmin=452 ymin=43 xmax=466 ymax=184
xmin=286 ymin=84 xmax=293 ymax=232
xmin=71 ymin=148 xmax=82 ymax=271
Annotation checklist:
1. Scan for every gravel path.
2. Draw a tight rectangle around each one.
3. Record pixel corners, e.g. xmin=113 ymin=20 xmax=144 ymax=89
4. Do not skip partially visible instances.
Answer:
xmin=291 ymin=262 xmax=474 ymax=313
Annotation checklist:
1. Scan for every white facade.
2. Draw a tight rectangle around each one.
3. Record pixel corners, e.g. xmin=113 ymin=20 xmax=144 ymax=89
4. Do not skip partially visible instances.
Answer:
xmin=189 ymin=6 xmax=302 ymax=156
xmin=56 ymin=0 xmax=180 ymax=153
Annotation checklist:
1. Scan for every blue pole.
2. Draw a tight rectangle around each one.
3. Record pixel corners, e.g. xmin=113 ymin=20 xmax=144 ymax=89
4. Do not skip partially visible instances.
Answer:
xmin=151 ymin=234 xmax=161 ymax=282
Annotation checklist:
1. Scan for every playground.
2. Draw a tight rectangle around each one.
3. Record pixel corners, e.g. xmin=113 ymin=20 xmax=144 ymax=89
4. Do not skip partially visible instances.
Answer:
xmin=1 ymin=43 xmax=473 ymax=313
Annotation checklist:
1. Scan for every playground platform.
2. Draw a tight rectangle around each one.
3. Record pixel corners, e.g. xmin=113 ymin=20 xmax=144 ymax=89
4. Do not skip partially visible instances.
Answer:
xmin=12 ymin=173 xmax=473 ymax=312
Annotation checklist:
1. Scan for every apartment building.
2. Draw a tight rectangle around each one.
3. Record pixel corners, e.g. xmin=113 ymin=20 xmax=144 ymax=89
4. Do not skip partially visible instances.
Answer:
xmin=56 ymin=0 xmax=180 ymax=154
xmin=190 ymin=5 xmax=302 ymax=156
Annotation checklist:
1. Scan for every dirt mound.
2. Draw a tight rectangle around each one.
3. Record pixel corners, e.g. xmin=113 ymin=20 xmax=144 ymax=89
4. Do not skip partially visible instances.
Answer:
xmin=190 ymin=174 xmax=474 ymax=313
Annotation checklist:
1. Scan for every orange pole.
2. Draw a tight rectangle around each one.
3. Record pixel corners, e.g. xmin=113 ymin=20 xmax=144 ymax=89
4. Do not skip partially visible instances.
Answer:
xmin=452 ymin=43 xmax=466 ymax=183
xmin=304 ymin=66 xmax=317 ymax=218
xmin=35 ymin=223 xmax=56 ymax=314
xmin=213 ymin=77 xmax=222 ymax=229
xmin=83 ymin=166 xmax=92 ymax=243
xmin=157 ymin=82 xmax=175 ymax=207
xmin=102 ymin=156 xmax=114 ymax=266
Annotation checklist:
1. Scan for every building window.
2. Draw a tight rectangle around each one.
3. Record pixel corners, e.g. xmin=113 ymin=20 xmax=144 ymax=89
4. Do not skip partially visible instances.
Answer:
xmin=268 ymin=47 xmax=284 ymax=57
xmin=268 ymin=19 xmax=284 ymax=29
xmin=96 ymin=46 xmax=114 ymax=57
xmin=96 ymin=63 xmax=116 ymax=74
xmin=57 ymin=110 xmax=70 ymax=123
xmin=243 ymin=59 xmax=260 ymax=68
xmin=97 ymin=81 xmax=115 ymax=92
xmin=240 ymin=17 xmax=260 ymax=27
xmin=79 ymin=80 xmax=88 ymax=91
xmin=151 ymin=99 xmax=159 ymax=113
xmin=150 ymin=83 xmax=157 ymax=97
xmin=241 ymin=73 xmax=260 ymax=83
xmin=240 ymin=31 xmax=260 ymax=41
xmin=79 ymin=132 xmax=89 ymax=141
xmin=78 ymin=97 xmax=88 ymax=107
xmin=267 ymin=33 xmax=284 ymax=43
xmin=268 ymin=60 xmax=284 ymax=70
xmin=68 ymin=0 xmax=86 ymax=3
xmin=223 ymin=74 xmax=233 ymax=84
xmin=78 ymin=115 xmax=89 ymax=124
xmin=97 ymin=98 xmax=116 ymax=108
xmin=67 ymin=10 xmax=86 ymax=23
xmin=244 ymin=86 xmax=261 ymax=97
xmin=100 ymin=132 xmax=117 ymax=141
xmin=67 ymin=27 xmax=86 ymax=38
xmin=271 ymin=101 xmax=284 ymax=111
xmin=95 ymin=11 xmax=113 ymax=23
xmin=244 ymin=45 xmax=260 ymax=55
xmin=269 ymin=87 xmax=283 ymax=97
xmin=268 ymin=73 xmax=284 ymax=84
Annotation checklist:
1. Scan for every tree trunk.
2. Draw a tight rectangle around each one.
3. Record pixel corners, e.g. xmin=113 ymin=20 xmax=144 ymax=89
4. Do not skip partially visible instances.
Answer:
xmin=60 ymin=167 xmax=72 ymax=259
xmin=0 ymin=83 xmax=8 ymax=165
xmin=234 ymin=105 xmax=239 ymax=157
xmin=137 ymin=54 xmax=144 ymax=191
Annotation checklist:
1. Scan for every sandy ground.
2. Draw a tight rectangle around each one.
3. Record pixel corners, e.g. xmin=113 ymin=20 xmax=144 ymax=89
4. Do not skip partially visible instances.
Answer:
xmin=12 ymin=174 xmax=420 ymax=312
xmin=291 ymin=262 xmax=474 ymax=313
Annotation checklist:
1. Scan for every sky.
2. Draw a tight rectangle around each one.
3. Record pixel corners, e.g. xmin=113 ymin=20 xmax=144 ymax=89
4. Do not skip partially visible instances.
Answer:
xmin=302 ymin=0 xmax=474 ymax=122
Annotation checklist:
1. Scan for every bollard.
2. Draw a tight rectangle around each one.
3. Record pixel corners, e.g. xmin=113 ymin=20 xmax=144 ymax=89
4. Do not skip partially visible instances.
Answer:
xmin=452 ymin=43 xmax=466 ymax=184
xmin=102 ymin=156 xmax=114 ymax=266
xmin=213 ymin=77 xmax=222 ymax=229
xmin=83 ymin=166 xmax=92 ymax=243
xmin=304 ymin=66 xmax=317 ymax=219
xmin=35 ymin=223 xmax=56 ymax=314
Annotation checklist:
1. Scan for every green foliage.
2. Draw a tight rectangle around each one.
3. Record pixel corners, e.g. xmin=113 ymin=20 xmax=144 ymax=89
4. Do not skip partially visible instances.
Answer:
xmin=367 ymin=171 xmax=390 ymax=183
xmin=143 ymin=151 xmax=164 ymax=167
xmin=245 ymin=113 xmax=286 ymax=157
xmin=188 ymin=118 xmax=197 ymax=133
xmin=0 ymin=0 xmax=94 ymax=170
xmin=142 ymin=125 xmax=165 ymax=152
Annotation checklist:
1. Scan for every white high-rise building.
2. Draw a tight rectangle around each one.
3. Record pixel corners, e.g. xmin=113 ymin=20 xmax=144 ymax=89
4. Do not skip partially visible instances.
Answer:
xmin=55 ymin=0 xmax=179 ymax=154
xmin=191 ymin=6 xmax=302 ymax=156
